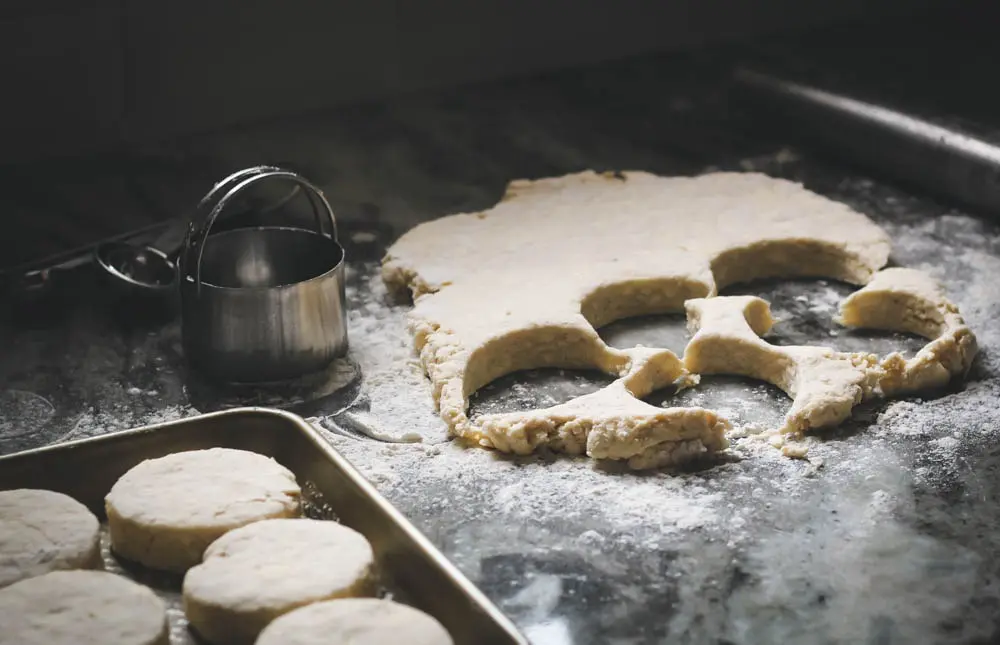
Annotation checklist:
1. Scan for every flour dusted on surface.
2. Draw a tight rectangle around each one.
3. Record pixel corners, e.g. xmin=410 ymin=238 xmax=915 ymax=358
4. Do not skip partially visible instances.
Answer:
xmin=878 ymin=400 xmax=929 ymax=437
xmin=58 ymin=405 xmax=199 ymax=445
xmin=316 ymin=426 xmax=743 ymax=546
xmin=344 ymin=266 xmax=448 ymax=444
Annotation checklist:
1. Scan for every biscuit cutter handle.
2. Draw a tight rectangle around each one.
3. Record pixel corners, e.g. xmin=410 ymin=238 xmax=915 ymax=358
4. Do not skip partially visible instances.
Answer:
xmin=179 ymin=166 xmax=339 ymax=295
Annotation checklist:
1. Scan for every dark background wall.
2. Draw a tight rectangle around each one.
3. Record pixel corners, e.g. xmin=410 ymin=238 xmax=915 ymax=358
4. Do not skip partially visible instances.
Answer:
xmin=1 ymin=0 xmax=937 ymax=163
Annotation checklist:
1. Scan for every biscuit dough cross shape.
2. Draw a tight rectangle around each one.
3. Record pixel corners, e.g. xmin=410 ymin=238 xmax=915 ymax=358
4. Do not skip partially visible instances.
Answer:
xmin=383 ymin=171 xmax=977 ymax=468
xmin=685 ymin=267 xmax=977 ymax=439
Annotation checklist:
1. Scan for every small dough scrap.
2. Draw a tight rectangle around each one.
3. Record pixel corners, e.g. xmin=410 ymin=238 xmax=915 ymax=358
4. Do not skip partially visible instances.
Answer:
xmin=106 ymin=448 xmax=301 ymax=573
xmin=0 ymin=488 xmax=101 ymax=588
xmin=182 ymin=518 xmax=375 ymax=645
xmin=384 ymin=171 xmax=891 ymax=467
xmin=839 ymin=268 xmax=978 ymax=394
xmin=683 ymin=296 xmax=881 ymax=434
xmin=256 ymin=598 xmax=454 ymax=645
xmin=0 ymin=570 xmax=168 ymax=645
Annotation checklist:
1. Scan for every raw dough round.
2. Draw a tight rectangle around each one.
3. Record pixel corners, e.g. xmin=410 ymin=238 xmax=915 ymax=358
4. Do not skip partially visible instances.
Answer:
xmin=0 ymin=570 xmax=168 ymax=645
xmin=0 ymin=488 xmax=101 ymax=588
xmin=182 ymin=518 xmax=375 ymax=645
xmin=105 ymin=448 xmax=301 ymax=572
xmin=256 ymin=598 xmax=454 ymax=645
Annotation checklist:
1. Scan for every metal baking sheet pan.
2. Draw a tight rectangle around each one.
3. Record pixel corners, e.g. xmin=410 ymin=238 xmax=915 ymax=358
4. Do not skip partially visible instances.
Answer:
xmin=0 ymin=407 xmax=527 ymax=645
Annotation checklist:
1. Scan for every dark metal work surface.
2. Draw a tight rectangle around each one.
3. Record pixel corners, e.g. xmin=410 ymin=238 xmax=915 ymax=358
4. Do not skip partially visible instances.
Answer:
xmin=4 ymin=11 xmax=1000 ymax=645
xmin=0 ymin=408 xmax=527 ymax=645
xmin=734 ymin=67 xmax=1000 ymax=217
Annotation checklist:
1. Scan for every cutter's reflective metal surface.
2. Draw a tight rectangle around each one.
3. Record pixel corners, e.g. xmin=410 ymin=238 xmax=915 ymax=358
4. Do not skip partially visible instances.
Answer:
xmin=179 ymin=167 xmax=349 ymax=382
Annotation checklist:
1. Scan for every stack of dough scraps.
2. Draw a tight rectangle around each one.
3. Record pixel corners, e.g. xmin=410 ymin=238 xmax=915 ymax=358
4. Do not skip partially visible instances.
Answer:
xmin=383 ymin=171 xmax=979 ymax=468
xmin=0 ymin=488 xmax=101 ymax=588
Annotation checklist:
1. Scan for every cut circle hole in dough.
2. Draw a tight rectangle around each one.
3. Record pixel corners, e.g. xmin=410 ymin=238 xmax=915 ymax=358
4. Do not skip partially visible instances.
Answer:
xmin=598 ymin=312 xmax=690 ymax=355
xmin=0 ymin=488 xmax=102 ymax=588
xmin=469 ymin=368 xmax=615 ymax=419
xmin=182 ymin=518 xmax=375 ymax=645
xmin=722 ymin=278 xmax=928 ymax=357
xmin=105 ymin=448 xmax=302 ymax=573
xmin=0 ymin=570 xmax=168 ymax=645
xmin=383 ymin=171 xmax=977 ymax=468
xmin=644 ymin=375 xmax=787 ymax=431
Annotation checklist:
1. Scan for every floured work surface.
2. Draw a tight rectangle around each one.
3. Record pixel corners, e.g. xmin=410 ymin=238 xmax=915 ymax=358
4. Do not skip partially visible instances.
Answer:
xmin=383 ymin=171 xmax=978 ymax=467
xmin=5 ymin=50 xmax=1000 ymax=645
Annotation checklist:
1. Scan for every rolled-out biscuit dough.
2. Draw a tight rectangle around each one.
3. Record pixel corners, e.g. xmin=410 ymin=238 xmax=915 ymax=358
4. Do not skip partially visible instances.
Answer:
xmin=105 ymin=448 xmax=301 ymax=572
xmin=0 ymin=488 xmax=101 ymax=588
xmin=256 ymin=598 xmax=454 ymax=645
xmin=383 ymin=171 xmax=976 ymax=466
xmin=182 ymin=518 xmax=375 ymax=645
xmin=0 ymin=570 xmax=168 ymax=645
